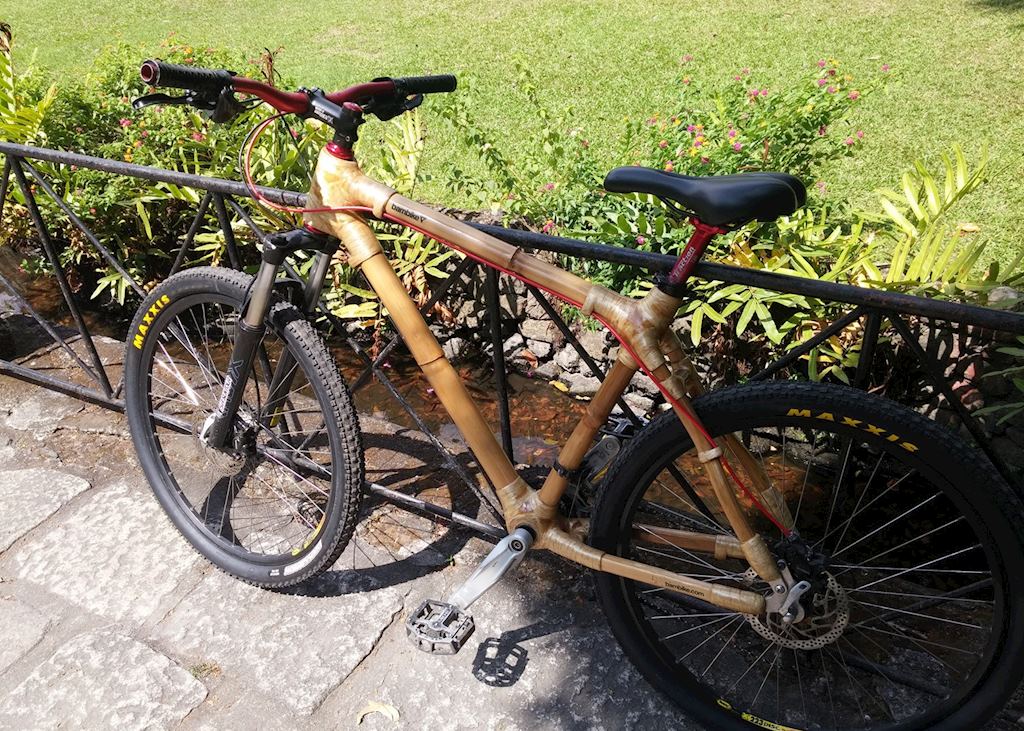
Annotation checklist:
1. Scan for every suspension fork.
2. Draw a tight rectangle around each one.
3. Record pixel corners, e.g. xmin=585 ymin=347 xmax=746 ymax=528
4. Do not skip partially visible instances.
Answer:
xmin=203 ymin=228 xmax=336 ymax=449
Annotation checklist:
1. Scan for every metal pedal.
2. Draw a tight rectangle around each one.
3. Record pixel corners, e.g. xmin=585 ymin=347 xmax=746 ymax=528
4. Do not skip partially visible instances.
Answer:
xmin=406 ymin=599 xmax=475 ymax=655
xmin=406 ymin=527 xmax=535 ymax=655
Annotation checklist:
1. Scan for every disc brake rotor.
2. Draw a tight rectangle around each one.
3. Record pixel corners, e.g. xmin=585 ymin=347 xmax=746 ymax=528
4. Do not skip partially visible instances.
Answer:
xmin=746 ymin=572 xmax=849 ymax=650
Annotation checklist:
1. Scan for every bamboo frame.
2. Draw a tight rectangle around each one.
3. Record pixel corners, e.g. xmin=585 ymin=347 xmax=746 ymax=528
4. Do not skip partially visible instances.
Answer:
xmin=305 ymin=147 xmax=779 ymax=615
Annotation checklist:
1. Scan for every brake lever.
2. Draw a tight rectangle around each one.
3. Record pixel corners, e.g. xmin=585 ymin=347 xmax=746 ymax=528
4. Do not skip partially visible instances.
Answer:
xmin=131 ymin=92 xmax=190 ymax=110
xmin=132 ymin=87 xmax=250 ymax=124
xmin=362 ymin=92 xmax=423 ymax=122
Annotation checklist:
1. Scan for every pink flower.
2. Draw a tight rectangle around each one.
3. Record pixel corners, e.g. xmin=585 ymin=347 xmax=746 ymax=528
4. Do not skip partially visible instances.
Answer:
xmin=542 ymin=220 xmax=554 ymax=234
xmin=760 ymin=89 xmax=768 ymax=97
xmin=119 ymin=118 xmax=132 ymax=127
xmin=728 ymin=129 xmax=737 ymax=138
xmin=191 ymin=132 xmax=205 ymax=142
xmin=733 ymin=75 xmax=742 ymax=81
xmin=658 ymin=139 xmax=668 ymax=149
xmin=827 ymin=86 xmax=836 ymax=94
xmin=856 ymin=130 xmax=865 ymax=139
xmin=818 ymin=125 xmax=827 ymax=136
xmin=848 ymin=90 xmax=861 ymax=100
xmin=741 ymin=67 xmax=750 ymax=75
xmin=89 ymin=207 xmax=96 ymax=214
xmin=817 ymin=78 xmax=828 ymax=87
xmin=290 ymin=129 xmax=299 ymax=139
xmin=732 ymin=142 xmax=743 ymax=151
xmin=635 ymin=235 xmax=646 ymax=245
xmin=816 ymin=181 xmax=828 ymax=194
xmin=681 ymin=76 xmax=692 ymax=86
xmin=686 ymin=124 xmax=696 ymax=132
xmin=844 ymin=137 xmax=855 ymax=146
xmin=881 ymin=63 xmax=891 ymax=72
xmin=682 ymin=54 xmax=694 ymax=63
xmin=543 ymin=182 xmax=555 ymax=191
xmin=700 ymin=156 xmax=710 ymax=164
xmin=817 ymin=59 xmax=827 ymax=68
xmin=664 ymin=160 xmax=675 ymax=172
xmin=140 ymin=130 xmax=149 ymax=137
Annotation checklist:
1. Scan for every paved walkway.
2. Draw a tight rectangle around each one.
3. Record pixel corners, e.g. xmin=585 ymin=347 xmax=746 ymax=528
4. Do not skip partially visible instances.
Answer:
xmin=0 ymin=334 xmax=691 ymax=730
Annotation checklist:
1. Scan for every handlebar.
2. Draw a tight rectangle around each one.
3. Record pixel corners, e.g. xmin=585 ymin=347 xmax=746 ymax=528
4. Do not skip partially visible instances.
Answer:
xmin=138 ymin=59 xmax=456 ymax=119
xmin=140 ymin=60 xmax=234 ymax=94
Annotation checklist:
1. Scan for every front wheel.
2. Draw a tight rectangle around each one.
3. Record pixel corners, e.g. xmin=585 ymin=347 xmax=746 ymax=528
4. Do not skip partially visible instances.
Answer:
xmin=589 ymin=381 xmax=1024 ymax=730
xmin=124 ymin=267 xmax=363 ymax=588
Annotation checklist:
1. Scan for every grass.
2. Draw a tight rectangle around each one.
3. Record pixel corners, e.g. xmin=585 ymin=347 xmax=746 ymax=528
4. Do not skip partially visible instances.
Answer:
xmin=5 ymin=0 xmax=1024 ymax=258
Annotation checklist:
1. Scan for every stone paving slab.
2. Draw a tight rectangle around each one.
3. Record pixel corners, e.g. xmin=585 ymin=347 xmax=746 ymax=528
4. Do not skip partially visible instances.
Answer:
xmin=0 ymin=630 xmax=207 ymax=730
xmin=0 ymin=596 xmax=50 ymax=675
xmin=10 ymin=481 xmax=199 ymax=623
xmin=0 ymin=468 xmax=90 ymax=552
xmin=3 ymin=389 xmax=84 ymax=435
xmin=151 ymin=569 xmax=404 ymax=716
xmin=321 ymin=554 xmax=694 ymax=731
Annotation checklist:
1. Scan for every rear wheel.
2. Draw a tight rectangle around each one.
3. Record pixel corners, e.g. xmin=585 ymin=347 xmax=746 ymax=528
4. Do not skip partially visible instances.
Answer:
xmin=589 ymin=381 xmax=1024 ymax=730
xmin=125 ymin=267 xmax=363 ymax=588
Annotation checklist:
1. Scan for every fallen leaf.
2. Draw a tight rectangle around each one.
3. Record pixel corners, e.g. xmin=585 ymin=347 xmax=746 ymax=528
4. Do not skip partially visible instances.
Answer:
xmin=356 ymin=701 xmax=400 ymax=725
xmin=550 ymin=380 xmax=569 ymax=393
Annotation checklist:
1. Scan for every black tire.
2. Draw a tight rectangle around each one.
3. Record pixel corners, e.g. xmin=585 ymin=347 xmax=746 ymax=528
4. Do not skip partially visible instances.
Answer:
xmin=124 ymin=267 xmax=363 ymax=588
xmin=589 ymin=381 xmax=1024 ymax=730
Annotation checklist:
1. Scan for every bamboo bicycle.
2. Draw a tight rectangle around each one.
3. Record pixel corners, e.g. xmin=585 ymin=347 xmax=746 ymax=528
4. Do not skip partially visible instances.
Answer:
xmin=124 ymin=60 xmax=1024 ymax=730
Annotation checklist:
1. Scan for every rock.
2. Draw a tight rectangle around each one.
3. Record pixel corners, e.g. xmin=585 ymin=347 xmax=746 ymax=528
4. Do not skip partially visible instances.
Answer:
xmin=152 ymin=569 xmax=402 ymax=715
xmin=577 ymin=330 xmax=608 ymax=360
xmin=520 ymin=318 xmax=553 ymax=342
xmin=442 ymin=336 xmax=466 ymax=362
xmin=503 ymin=333 xmax=524 ymax=354
xmin=4 ymin=391 xmax=84 ymax=435
xmin=0 ymin=469 xmax=90 ymax=552
xmin=624 ymin=392 xmax=655 ymax=415
xmin=12 ymin=482 xmax=199 ymax=623
xmin=524 ymin=293 xmax=548 ymax=319
xmin=566 ymin=373 xmax=602 ymax=397
xmin=526 ymin=339 xmax=551 ymax=359
xmin=630 ymin=371 xmax=661 ymax=396
xmin=607 ymin=345 xmax=620 ymax=363
xmin=533 ymin=361 xmax=559 ymax=380
xmin=554 ymin=345 xmax=580 ymax=371
xmin=0 ymin=631 xmax=206 ymax=730
xmin=988 ymin=286 xmax=1020 ymax=308
xmin=0 ymin=597 xmax=50 ymax=674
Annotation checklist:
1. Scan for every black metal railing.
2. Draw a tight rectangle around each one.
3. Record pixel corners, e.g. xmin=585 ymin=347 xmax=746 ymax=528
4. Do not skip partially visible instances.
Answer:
xmin=2 ymin=140 xmax=1023 ymax=537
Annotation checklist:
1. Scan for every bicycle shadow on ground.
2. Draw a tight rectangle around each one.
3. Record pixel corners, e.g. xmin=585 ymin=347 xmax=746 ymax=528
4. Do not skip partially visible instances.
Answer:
xmin=285 ymin=426 xmax=501 ymax=598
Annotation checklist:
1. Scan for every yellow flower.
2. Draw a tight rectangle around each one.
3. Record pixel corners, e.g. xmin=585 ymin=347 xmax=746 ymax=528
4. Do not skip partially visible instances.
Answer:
xmin=805 ymin=103 xmax=815 ymax=113
xmin=124 ymin=149 xmax=133 ymax=162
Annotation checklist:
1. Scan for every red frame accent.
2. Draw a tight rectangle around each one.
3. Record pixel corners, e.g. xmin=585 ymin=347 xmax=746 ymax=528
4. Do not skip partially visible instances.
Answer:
xmin=668 ymin=218 xmax=727 ymax=286
xmin=325 ymin=141 xmax=354 ymax=160
xmin=380 ymin=209 xmax=791 ymax=536
xmin=230 ymin=77 xmax=397 ymax=115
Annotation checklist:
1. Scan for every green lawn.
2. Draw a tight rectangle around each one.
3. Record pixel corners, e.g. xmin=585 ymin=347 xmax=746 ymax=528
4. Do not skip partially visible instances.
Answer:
xmin=5 ymin=0 xmax=1024 ymax=258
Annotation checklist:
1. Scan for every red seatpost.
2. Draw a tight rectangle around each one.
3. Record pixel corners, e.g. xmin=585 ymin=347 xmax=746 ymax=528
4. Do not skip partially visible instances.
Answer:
xmin=667 ymin=218 xmax=727 ymax=287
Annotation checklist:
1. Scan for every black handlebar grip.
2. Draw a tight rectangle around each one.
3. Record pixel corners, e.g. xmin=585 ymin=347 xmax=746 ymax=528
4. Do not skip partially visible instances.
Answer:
xmin=394 ymin=74 xmax=457 ymax=95
xmin=140 ymin=59 xmax=234 ymax=93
